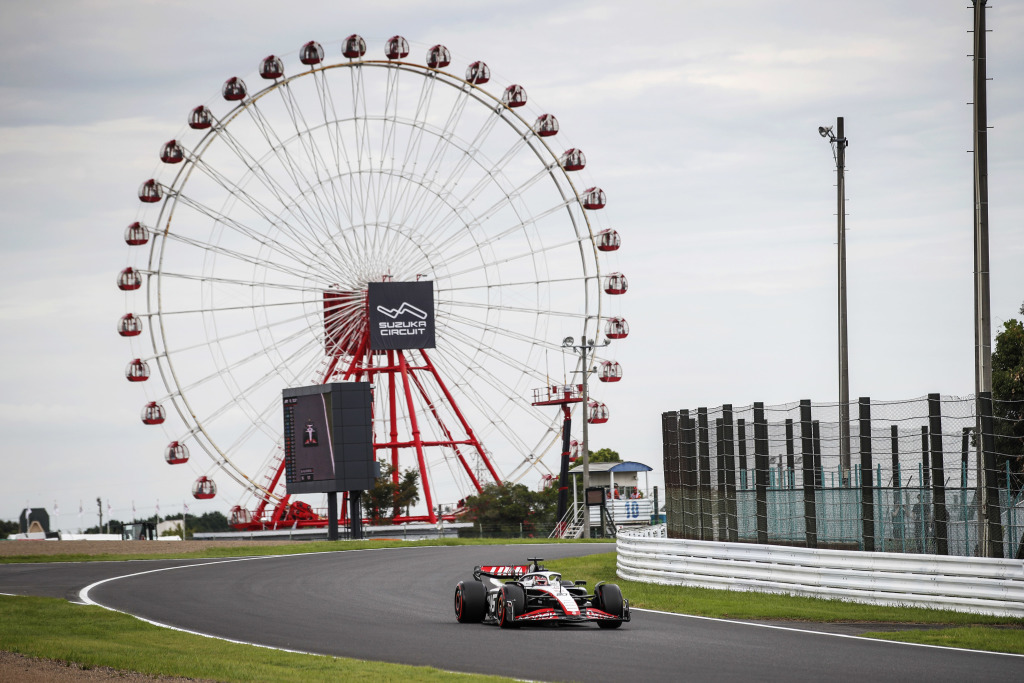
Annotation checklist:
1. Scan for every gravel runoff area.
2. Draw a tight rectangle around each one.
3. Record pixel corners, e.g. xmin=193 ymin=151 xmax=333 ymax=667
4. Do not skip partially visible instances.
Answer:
xmin=0 ymin=539 xmax=308 ymax=681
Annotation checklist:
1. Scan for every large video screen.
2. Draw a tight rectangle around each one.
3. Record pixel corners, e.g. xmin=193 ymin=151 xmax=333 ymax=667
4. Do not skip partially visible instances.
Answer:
xmin=283 ymin=382 xmax=377 ymax=494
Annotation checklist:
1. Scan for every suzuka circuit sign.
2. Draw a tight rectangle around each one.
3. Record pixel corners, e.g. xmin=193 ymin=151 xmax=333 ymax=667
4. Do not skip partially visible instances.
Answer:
xmin=367 ymin=281 xmax=436 ymax=350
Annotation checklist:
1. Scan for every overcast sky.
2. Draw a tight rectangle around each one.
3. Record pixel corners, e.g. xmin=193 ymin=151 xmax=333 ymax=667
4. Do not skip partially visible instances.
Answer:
xmin=1 ymin=1 xmax=1021 ymax=530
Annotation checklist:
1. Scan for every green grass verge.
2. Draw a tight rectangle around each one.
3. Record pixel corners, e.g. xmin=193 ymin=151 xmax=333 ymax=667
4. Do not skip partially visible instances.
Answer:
xmin=0 ymin=594 xmax=511 ymax=682
xmin=545 ymin=551 xmax=1024 ymax=654
xmin=860 ymin=626 xmax=1024 ymax=655
xmin=0 ymin=536 xmax=614 ymax=564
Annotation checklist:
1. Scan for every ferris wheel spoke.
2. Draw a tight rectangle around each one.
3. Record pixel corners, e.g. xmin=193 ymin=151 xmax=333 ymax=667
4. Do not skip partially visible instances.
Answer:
xmin=440 ymin=234 xmax=591 ymax=281
xmin=389 ymin=85 xmax=475 ymax=235
xmin=161 ymin=229 xmax=327 ymax=285
xmin=427 ymin=352 xmax=546 ymax=464
xmin=441 ymin=277 xmax=593 ymax=301
xmin=150 ymin=268 xmax=330 ymax=295
xmin=440 ymin=309 xmax=566 ymax=358
xmin=409 ymin=137 xmax=550 ymax=252
xmin=211 ymin=113 xmax=338 ymax=246
xmin=242 ymin=100 xmax=343 ymax=237
xmin=165 ymin=317 xmax=320 ymax=399
xmin=169 ymin=188 xmax=348 ymax=279
xmin=438 ymin=322 xmax=553 ymax=391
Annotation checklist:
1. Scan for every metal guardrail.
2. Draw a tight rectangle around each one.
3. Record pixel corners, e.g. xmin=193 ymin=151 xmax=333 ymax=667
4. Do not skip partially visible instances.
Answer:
xmin=617 ymin=526 xmax=1024 ymax=618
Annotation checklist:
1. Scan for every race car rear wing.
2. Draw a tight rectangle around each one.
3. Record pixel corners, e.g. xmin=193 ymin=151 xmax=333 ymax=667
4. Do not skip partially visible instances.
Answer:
xmin=474 ymin=565 xmax=530 ymax=581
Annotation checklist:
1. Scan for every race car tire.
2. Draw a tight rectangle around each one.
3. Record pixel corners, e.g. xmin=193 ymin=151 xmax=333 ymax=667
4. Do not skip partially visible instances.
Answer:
xmin=595 ymin=583 xmax=624 ymax=629
xmin=455 ymin=580 xmax=487 ymax=623
xmin=498 ymin=584 xmax=525 ymax=629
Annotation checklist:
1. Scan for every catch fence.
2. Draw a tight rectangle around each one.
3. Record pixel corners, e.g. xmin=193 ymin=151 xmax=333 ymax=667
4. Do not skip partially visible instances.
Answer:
xmin=661 ymin=393 xmax=1023 ymax=558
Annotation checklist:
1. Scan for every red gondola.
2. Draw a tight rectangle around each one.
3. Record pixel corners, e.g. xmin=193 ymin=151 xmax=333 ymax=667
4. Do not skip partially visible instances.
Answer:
xmin=596 ymin=228 xmax=620 ymax=252
xmin=138 ymin=179 xmax=162 ymax=203
xmin=581 ymin=187 xmax=606 ymax=210
xmin=222 ymin=77 xmax=247 ymax=101
xmin=604 ymin=316 xmax=629 ymax=339
xmin=159 ymin=140 xmax=184 ymax=164
xmin=229 ymin=505 xmax=252 ymax=525
xmin=117 ymin=267 xmax=142 ymax=291
xmin=188 ymin=105 xmax=213 ymax=130
xmin=569 ymin=438 xmax=580 ymax=462
xmin=598 ymin=360 xmax=623 ymax=383
xmin=259 ymin=55 xmax=284 ymax=79
xmin=465 ymin=61 xmax=490 ymax=84
xmin=118 ymin=313 xmax=142 ymax=337
xmin=342 ymin=34 xmax=367 ymax=59
xmin=385 ymin=35 xmax=409 ymax=60
xmin=192 ymin=476 xmax=217 ymax=499
xmin=559 ymin=148 xmax=586 ymax=172
xmin=300 ymin=40 xmax=324 ymax=65
xmin=534 ymin=114 xmax=559 ymax=137
xmin=125 ymin=358 xmax=150 ymax=382
xmin=124 ymin=222 xmax=148 ymax=246
xmin=141 ymin=401 xmax=166 ymax=425
xmin=587 ymin=400 xmax=610 ymax=424
xmin=502 ymin=84 xmax=527 ymax=108
xmin=427 ymin=44 xmax=450 ymax=69
xmin=604 ymin=272 xmax=628 ymax=295
xmin=165 ymin=441 xmax=189 ymax=464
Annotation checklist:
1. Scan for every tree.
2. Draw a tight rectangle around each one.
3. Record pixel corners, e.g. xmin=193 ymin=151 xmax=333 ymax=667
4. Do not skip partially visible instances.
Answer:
xmin=0 ymin=519 xmax=19 ymax=538
xmin=364 ymin=460 xmax=421 ymax=524
xmin=992 ymin=306 xmax=1024 ymax=492
xmin=589 ymin=447 xmax=621 ymax=463
xmin=461 ymin=482 xmax=558 ymax=537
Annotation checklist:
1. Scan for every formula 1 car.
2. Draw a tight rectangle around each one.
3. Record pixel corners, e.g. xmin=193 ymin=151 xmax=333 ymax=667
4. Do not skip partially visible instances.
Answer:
xmin=453 ymin=557 xmax=629 ymax=628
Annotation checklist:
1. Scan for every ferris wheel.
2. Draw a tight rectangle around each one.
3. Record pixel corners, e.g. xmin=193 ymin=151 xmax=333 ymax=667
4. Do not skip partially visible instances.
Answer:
xmin=118 ymin=35 xmax=629 ymax=527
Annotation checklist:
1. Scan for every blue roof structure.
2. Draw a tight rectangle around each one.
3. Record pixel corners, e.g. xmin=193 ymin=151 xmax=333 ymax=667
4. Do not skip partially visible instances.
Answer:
xmin=568 ymin=460 xmax=652 ymax=474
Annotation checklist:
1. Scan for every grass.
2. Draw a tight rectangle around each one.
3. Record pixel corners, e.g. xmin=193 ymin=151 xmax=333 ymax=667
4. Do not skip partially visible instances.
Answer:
xmin=544 ymin=552 xmax=1024 ymax=654
xmin=0 ymin=594 xmax=512 ymax=682
xmin=0 ymin=536 xmax=614 ymax=564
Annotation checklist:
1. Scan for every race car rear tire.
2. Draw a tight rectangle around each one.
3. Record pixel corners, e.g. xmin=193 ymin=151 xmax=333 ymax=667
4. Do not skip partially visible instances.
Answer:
xmin=455 ymin=580 xmax=487 ymax=623
xmin=498 ymin=584 xmax=525 ymax=629
xmin=595 ymin=583 xmax=624 ymax=629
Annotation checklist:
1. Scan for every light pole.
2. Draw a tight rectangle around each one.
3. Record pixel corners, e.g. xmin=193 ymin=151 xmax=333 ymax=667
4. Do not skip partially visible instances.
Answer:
xmin=819 ymin=118 xmax=851 ymax=486
xmin=562 ymin=334 xmax=609 ymax=538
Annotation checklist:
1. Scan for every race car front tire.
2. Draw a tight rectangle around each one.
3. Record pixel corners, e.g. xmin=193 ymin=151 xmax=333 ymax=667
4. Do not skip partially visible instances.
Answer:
xmin=498 ymin=584 xmax=525 ymax=629
xmin=595 ymin=583 xmax=624 ymax=629
xmin=455 ymin=580 xmax=487 ymax=623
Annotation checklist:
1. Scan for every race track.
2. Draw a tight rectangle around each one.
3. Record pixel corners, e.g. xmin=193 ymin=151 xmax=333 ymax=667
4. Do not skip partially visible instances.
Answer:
xmin=2 ymin=544 xmax=1020 ymax=681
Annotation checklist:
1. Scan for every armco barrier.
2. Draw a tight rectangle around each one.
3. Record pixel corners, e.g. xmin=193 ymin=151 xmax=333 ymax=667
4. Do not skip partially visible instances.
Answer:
xmin=616 ymin=526 xmax=1024 ymax=618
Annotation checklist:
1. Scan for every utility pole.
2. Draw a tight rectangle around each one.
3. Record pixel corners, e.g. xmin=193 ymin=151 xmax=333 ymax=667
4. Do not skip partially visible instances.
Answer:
xmin=96 ymin=497 xmax=103 ymax=532
xmin=819 ymin=118 xmax=851 ymax=485
xmin=971 ymin=0 xmax=994 ymax=555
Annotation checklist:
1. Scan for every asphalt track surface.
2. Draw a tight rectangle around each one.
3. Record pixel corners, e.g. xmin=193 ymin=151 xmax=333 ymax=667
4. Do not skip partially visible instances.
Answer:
xmin=2 ymin=544 xmax=1021 ymax=682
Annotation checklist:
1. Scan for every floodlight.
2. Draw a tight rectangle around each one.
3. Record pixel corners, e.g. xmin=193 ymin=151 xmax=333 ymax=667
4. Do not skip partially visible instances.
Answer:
xmin=818 ymin=125 xmax=833 ymax=138
xmin=562 ymin=336 xmax=575 ymax=348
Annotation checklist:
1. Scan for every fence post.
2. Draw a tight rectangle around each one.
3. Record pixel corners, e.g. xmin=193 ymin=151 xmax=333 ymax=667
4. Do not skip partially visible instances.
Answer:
xmin=920 ymin=426 xmax=931 ymax=488
xmin=678 ymin=410 xmax=696 ymax=539
xmin=785 ymin=418 xmax=795 ymax=489
xmin=738 ymin=419 xmax=748 ymax=488
xmin=961 ymin=427 xmax=971 ymax=489
xmin=754 ymin=402 xmax=769 ymax=544
xmin=723 ymin=405 xmax=738 ymax=542
xmin=978 ymin=392 xmax=1004 ymax=558
xmin=662 ymin=411 xmax=679 ymax=538
xmin=715 ymin=417 xmax=727 ymax=542
xmin=812 ymin=420 xmax=823 ymax=488
xmin=859 ymin=397 xmax=874 ymax=552
xmin=928 ymin=393 xmax=948 ymax=555
xmin=697 ymin=407 xmax=713 ymax=541
xmin=800 ymin=400 xmax=817 ymax=547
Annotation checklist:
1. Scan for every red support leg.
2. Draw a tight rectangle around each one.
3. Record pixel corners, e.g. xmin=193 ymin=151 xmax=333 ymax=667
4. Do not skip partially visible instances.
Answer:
xmin=397 ymin=351 xmax=436 ymax=522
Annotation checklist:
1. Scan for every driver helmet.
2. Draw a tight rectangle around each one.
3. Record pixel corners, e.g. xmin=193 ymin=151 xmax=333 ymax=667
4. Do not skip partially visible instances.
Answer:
xmin=535 ymin=575 xmax=548 ymax=586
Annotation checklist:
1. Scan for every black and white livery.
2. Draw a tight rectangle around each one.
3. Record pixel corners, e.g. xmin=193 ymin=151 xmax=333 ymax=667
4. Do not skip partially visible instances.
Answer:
xmin=454 ymin=558 xmax=629 ymax=628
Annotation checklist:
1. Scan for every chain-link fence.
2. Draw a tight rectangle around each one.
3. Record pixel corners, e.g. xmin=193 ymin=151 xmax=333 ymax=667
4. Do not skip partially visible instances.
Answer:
xmin=662 ymin=393 xmax=1023 ymax=558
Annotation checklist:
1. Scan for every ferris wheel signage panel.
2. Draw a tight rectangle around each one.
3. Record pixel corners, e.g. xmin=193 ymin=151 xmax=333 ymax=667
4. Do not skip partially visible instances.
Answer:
xmin=368 ymin=281 xmax=435 ymax=351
